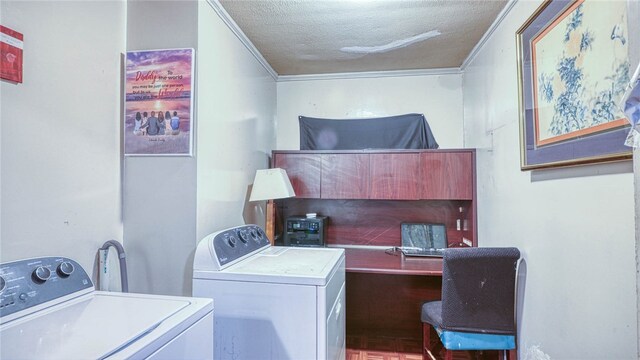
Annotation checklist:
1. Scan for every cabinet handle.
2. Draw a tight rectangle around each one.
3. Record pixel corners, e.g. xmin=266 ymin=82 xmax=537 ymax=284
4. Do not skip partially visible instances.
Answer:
xmin=335 ymin=300 xmax=342 ymax=321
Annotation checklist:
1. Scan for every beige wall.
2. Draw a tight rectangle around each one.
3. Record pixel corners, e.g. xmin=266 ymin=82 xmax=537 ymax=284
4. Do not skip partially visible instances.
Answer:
xmin=463 ymin=1 xmax=637 ymax=358
xmin=0 ymin=1 xmax=125 ymax=280
xmin=276 ymin=74 xmax=463 ymax=150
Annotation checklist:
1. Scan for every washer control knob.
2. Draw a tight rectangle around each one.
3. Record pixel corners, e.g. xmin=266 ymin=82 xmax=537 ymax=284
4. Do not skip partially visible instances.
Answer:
xmin=57 ymin=262 xmax=75 ymax=278
xmin=0 ymin=276 xmax=5 ymax=293
xmin=33 ymin=266 xmax=51 ymax=283
xmin=237 ymin=229 xmax=249 ymax=243
xmin=250 ymin=229 xmax=259 ymax=242
xmin=227 ymin=235 xmax=237 ymax=248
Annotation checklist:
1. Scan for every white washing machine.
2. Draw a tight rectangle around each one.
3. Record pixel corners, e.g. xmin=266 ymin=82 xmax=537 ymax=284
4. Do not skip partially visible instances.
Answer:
xmin=193 ymin=224 xmax=345 ymax=360
xmin=0 ymin=256 xmax=213 ymax=360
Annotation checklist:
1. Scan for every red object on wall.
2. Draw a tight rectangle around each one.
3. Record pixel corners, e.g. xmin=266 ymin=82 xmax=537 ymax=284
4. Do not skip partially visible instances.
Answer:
xmin=1 ymin=25 xmax=23 ymax=83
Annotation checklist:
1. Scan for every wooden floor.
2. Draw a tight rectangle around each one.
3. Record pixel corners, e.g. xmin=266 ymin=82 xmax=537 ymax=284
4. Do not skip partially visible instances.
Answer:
xmin=346 ymin=334 xmax=423 ymax=360
xmin=346 ymin=334 xmax=488 ymax=360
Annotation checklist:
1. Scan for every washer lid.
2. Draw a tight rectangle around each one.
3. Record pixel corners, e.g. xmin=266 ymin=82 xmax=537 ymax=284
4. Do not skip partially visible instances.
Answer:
xmin=195 ymin=247 xmax=344 ymax=286
xmin=0 ymin=292 xmax=190 ymax=360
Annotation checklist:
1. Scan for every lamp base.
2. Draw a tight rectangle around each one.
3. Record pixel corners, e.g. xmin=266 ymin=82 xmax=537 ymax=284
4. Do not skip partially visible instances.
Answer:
xmin=266 ymin=200 xmax=275 ymax=245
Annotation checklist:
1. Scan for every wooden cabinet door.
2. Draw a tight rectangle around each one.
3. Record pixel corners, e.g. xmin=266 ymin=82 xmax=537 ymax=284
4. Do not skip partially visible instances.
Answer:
xmin=321 ymin=154 xmax=370 ymax=199
xmin=420 ymin=152 xmax=473 ymax=200
xmin=273 ymin=153 xmax=321 ymax=198
xmin=370 ymin=153 xmax=420 ymax=200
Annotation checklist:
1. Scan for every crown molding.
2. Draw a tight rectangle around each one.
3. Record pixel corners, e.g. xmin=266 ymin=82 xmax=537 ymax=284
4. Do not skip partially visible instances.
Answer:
xmin=461 ymin=0 xmax=518 ymax=70
xmin=206 ymin=0 xmax=514 ymax=81
xmin=277 ymin=67 xmax=462 ymax=82
xmin=205 ymin=0 xmax=278 ymax=81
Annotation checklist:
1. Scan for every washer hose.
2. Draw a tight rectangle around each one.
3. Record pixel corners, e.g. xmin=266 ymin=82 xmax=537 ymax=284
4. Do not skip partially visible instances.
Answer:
xmin=99 ymin=240 xmax=129 ymax=293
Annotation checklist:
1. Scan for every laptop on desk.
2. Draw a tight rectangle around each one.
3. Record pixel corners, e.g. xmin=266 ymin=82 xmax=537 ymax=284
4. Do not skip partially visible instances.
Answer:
xmin=400 ymin=223 xmax=448 ymax=258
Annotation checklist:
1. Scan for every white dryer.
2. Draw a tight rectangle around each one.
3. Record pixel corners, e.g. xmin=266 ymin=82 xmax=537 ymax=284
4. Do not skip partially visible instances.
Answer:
xmin=0 ymin=256 xmax=213 ymax=360
xmin=193 ymin=224 xmax=345 ymax=360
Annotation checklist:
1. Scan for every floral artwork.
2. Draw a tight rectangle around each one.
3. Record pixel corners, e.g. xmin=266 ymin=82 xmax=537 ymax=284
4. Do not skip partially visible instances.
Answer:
xmin=517 ymin=0 xmax=632 ymax=170
xmin=621 ymin=64 xmax=640 ymax=147
xmin=532 ymin=0 xmax=628 ymax=146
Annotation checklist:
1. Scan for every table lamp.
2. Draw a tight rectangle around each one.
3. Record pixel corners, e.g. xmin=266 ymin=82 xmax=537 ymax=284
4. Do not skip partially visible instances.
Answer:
xmin=249 ymin=168 xmax=296 ymax=243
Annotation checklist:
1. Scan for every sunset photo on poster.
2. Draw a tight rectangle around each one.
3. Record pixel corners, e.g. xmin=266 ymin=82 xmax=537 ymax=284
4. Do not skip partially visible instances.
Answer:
xmin=124 ymin=48 xmax=194 ymax=156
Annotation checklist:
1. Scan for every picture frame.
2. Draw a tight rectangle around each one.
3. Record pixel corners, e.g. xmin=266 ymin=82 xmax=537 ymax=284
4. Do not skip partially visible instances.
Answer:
xmin=124 ymin=48 xmax=195 ymax=156
xmin=1 ymin=25 xmax=23 ymax=83
xmin=516 ymin=0 xmax=632 ymax=170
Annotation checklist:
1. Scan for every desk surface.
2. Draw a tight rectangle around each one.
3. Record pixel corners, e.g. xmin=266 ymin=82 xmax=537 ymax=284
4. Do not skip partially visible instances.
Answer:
xmin=344 ymin=247 xmax=443 ymax=276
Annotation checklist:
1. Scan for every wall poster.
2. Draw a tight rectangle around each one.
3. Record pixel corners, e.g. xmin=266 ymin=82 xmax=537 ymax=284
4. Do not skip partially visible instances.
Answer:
xmin=516 ymin=0 xmax=632 ymax=170
xmin=124 ymin=48 xmax=194 ymax=156
xmin=1 ymin=25 xmax=24 ymax=83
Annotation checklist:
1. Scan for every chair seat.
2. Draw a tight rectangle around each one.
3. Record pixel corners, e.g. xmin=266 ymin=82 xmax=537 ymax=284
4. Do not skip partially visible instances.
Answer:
xmin=435 ymin=327 xmax=516 ymax=351
xmin=421 ymin=301 xmax=443 ymax=326
xmin=422 ymin=301 xmax=515 ymax=351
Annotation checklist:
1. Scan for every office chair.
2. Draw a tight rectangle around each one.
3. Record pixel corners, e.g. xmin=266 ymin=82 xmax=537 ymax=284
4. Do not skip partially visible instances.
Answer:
xmin=421 ymin=247 xmax=521 ymax=360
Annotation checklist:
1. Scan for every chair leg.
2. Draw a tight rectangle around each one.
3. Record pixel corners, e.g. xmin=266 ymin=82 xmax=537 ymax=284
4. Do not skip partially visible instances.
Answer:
xmin=492 ymin=349 xmax=517 ymax=360
xmin=423 ymin=323 xmax=434 ymax=359
xmin=423 ymin=323 xmax=444 ymax=360
xmin=443 ymin=349 xmax=453 ymax=360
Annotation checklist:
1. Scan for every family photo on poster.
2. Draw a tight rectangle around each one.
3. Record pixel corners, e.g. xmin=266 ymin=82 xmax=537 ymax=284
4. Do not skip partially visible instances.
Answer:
xmin=124 ymin=48 xmax=194 ymax=156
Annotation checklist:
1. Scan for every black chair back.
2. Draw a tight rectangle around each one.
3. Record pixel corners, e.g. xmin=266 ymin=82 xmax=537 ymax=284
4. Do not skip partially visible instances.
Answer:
xmin=441 ymin=247 xmax=520 ymax=335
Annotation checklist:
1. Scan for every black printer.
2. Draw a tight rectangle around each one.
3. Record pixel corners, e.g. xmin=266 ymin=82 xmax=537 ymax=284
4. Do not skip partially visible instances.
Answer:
xmin=283 ymin=216 xmax=327 ymax=247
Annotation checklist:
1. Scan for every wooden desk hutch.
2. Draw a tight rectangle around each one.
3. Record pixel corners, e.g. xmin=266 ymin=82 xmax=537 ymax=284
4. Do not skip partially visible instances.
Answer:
xmin=270 ymin=149 xmax=477 ymax=343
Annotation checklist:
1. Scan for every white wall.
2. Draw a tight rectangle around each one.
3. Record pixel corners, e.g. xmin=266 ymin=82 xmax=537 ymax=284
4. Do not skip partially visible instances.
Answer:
xmin=123 ymin=0 xmax=277 ymax=297
xmin=463 ymin=1 xmax=637 ymax=359
xmin=635 ymin=146 xmax=640 ymax=356
xmin=0 ymin=1 xmax=125 ymax=279
xmin=195 ymin=1 xmax=277 ymax=241
xmin=276 ymin=74 xmax=463 ymax=150
xmin=0 ymin=0 xmax=276 ymax=298
xmin=123 ymin=0 xmax=199 ymax=297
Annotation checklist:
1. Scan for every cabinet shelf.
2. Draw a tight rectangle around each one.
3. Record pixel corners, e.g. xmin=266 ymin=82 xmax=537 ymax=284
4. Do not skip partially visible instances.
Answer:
xmin=271 ymin=149 xmax=477 ymax=247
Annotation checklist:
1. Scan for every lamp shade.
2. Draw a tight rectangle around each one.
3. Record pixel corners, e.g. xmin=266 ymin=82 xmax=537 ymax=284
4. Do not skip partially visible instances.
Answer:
xmin=249 ymin=168 xmax=296 ymax=202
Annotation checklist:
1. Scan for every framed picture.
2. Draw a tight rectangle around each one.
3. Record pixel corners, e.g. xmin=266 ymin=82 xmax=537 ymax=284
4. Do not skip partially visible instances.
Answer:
xmin=516 ymin=0 xmax=632 ymax=170
xmin=1 ymin=25 xmax=23 ymax=83
xmin=124 ymin=48 xmax=194 ymax=156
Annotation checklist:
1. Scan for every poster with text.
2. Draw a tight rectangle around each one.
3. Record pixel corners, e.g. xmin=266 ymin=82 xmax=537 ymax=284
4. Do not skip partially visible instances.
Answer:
xmin=125 ymin=48 xmax=194 ymax=156
xmin=1 ymin=25 xmax=24 ymax=83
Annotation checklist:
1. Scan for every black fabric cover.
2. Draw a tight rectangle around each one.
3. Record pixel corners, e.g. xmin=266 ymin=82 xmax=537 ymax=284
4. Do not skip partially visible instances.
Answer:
xmin=298 ymin=113 xmax=439 ymax=150
xmin=422 ymin=247 xmax=521 ymax=335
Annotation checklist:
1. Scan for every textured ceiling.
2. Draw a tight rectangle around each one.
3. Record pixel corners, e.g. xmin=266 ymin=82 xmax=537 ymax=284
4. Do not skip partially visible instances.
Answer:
xmin=218 ymin=0 xmax=508 ymax=75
